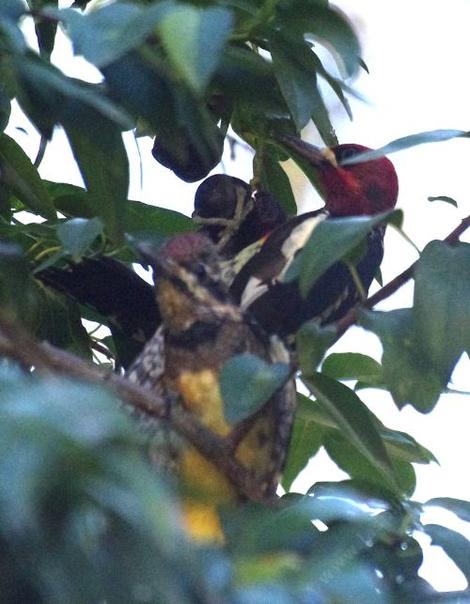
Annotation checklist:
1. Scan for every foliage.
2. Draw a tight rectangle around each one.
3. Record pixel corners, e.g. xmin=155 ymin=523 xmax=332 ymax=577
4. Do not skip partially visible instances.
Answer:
xmin=0 ymin=1 xmax=469 ymax=602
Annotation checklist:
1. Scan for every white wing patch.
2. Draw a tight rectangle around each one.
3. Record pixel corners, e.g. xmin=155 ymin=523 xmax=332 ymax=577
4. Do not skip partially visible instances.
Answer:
xmin=240 ymin=275 xmax=266 ymax=309
xmin=240 ymin=213 xmax=327 ymax=310
xmin=278 ymin=213 xmax=326 ymax=279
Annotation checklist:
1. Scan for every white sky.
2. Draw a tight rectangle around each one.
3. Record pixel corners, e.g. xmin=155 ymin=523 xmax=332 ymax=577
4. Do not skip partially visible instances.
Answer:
xmin=7 ymin=0 xmax=470 ymax=592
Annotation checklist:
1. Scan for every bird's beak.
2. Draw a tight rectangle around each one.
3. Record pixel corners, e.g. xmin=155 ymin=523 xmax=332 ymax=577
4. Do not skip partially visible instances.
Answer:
xmin=275 ymin=134 xmax=337 ymax=168
xmin=135 ymin=241 xmax=174 ymax=275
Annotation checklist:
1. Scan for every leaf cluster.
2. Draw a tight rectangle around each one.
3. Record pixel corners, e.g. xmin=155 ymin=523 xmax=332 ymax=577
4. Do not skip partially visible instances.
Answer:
xmin=0 ymin=1 xmax=469 ymax=602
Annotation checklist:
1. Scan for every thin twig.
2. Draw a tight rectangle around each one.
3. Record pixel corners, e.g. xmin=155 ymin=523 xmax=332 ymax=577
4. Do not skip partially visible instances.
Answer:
xmin=335 ymin=214 xmax=470 ymax=337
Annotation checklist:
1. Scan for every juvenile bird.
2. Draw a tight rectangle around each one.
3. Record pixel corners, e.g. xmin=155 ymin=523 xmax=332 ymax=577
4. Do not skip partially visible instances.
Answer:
xmin=127 ymin=232 xmax=295 ymax=541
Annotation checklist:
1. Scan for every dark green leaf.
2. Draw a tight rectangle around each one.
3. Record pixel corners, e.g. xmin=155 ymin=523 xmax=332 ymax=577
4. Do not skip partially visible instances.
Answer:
xmin=322 ymin=352 xmax=382 ymax=382
xmin=49 ymin=3 xmax=174 ymax=67
xmin=296 ymin=321 xmax=336 ymax=374
xmin=427 ymin=195 xmax=458 ymax=208
xmin=312 ymin=50 xmax=352 ymax=121
xmin=317 ymin=561 xmax=391 ymax=604
xmin=0 ymin=133 xmax=56 ymax=219
xmin=31 ymin=0 xmax=58 ymax=58
xmin=102 ymin=49 xmax=172 ymax=133
xmin=282 ymin=393 xmax=324 ymax=490
xmin=53 ymin=187 xmax=193 ymax=236
xmin=57 ymin=217 xmax=104 ymax=262
xmin=274 ymin=1 xmax=361 ymax=78
xmin=341 ymin=129 xmax=470 ymax=165
xmin=425 ymin=498 xmax=470 ymax=523
xmin=158 ymin=6 xmax=233 ymax=94
xmin=122 ymin=200 xmax=194 ymax=235
xmin=63 ymin=115 xmax=129 ymax=243
xmin=270 ymin=37 xmax=318 ymax=130
xmin=309 ymin=79 xmax=338 ymax=147
xmin=287 ymin=210 xmax=401 ymax=297
xmin=324 ymin=432 xmax=416 ymax=496
xmin=360 ymin=242 xmax=470 ymax=411
xmin=303 ymin=372 xmax=397 ymax=489
xmin=34 ymin=287 xmax=91 ymax=358
xmin=359 ymin=309 xmax=437 ymax=411
xmin=0 ymin=86 xmax=11 ymax=132
xmin=380 ymin=428 xmax=436 ymax=465
xmin=0 ymin=0 xmax=25 ymax=20
xmin=425 ymin=524 xmax=470 ymax=581
xmin=220 ymin=353 xmax=290 ymax=424
xmin=414 ymin=241 xmax=470 ymax=382
xmin=0 ymin=372 xmax=199 ymax=604
xmin=14 ymin=53 xmax=132 ymax=136
xmin=0 ymin=242 xmax=35 ymax=321
xmin=256 ymin=148 xmax=297 ymax=215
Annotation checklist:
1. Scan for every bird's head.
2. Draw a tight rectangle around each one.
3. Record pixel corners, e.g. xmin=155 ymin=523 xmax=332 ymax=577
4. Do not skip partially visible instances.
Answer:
xmin=276 ymin=136 xmax=399 ymax=217
xmin=192 ymin=174 xmax=287 ymax=255
xmin=137 ymin=233 xmax=238 ymax=332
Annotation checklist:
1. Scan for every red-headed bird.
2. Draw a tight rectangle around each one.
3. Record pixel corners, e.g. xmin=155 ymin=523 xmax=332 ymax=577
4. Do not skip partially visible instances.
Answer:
xmin=230 ymin=136 xmax=399 ymax=337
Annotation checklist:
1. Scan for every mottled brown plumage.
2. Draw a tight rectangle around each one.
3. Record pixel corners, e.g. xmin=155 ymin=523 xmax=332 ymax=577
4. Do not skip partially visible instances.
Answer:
xmin=128 ymin=233 xmax=295 ymax=540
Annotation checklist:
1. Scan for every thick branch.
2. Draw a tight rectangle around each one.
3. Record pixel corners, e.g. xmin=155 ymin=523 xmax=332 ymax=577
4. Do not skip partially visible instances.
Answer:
xmin=335 ymin=214 xmax=470 ymax=337
xmin=0 ymin=314 xmax=269 ymax=503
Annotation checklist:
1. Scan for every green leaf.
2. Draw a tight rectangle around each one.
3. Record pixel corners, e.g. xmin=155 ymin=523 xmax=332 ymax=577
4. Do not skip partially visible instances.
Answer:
xmin=414 ymin=241 xmax=470 ymax=381
xmin=48 ymin=181 xmax=193 ymax=236
xmin=324 ymin=432 xmax=416 ymax=497
xmin=341 ymin=129 xmax=470 ymax=165
xmin=274 ymin=0 xmax=361 ymax=78
xmin=322 ymin=352 xmax=383 ymax=382
xmin=360 ymin=242 xmax=470 ymax=411
xmin=0 ymin=133 xmax=56 ymax=219
xmin=0 ymin=85 xmax=12 ymax=132
xmin=425 ymin=524 xmax=470 ymax=581
xmin=256 ymin=149 xmax=297 ymax=215
xmin=122 ymin=200 xmax=194 ymax=235
xmin=380 ymin=428 xmax=436 ymax=465
xmin=427 ymin=195 xmax=458 ymax=208
xmin=34 ymin=287 xmax=91 ymax=358
xmin=303 ymin=372 xmax=397 ymax=489
xmin=425 ymin=498 xmax=470 ymax=523
xmin=287 ymin=210 xmax=401 ymax=297
xmin=0 ymin=372 xmax=198 ymax=603
xmin=57 ymin=217 xmax=104 ymax=262
xmin=158 ymin=6 xmax=233 ymax=94
xmin=282 ymin=393 xmax=324 ymax=490
xmin=63 ymin=115 xmax=129 ymax=243
xmin=359 ymin=309 xmax=435 ymax=411
xmin=14 ymin=53 xmax=132 ymax=137
xmin=0 ymin=242 xmax=35 ymax=321
xmin=31 ymin=0 xmax=58 ymax=58
xmin=317 ymin=561 xmax=391 ymax=604
xmin=309 ymin=78 xmax=338 ymax=147
xmin=0 ymin=0 xmax=25 ymax=20
xmin=270 ymin=37 xmax=318 ymax=130
xmin=296 ymin=321 xmax=336 ymax=374
xmin=220 ymin=353 xmax=290 ymax=424
xmin=51 ymin=3 xmax=174 ymax=67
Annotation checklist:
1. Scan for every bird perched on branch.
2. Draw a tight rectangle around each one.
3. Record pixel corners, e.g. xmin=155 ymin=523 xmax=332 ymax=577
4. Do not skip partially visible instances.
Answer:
xmin=127 ymin=232 xmax=295 ymax=541
xmin=230 ymin=136 xmax=399 ymax=337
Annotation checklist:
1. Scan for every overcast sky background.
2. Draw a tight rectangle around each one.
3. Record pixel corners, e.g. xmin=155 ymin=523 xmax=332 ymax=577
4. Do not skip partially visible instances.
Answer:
xmin=7 ymin=0 xmax=470 ymax=591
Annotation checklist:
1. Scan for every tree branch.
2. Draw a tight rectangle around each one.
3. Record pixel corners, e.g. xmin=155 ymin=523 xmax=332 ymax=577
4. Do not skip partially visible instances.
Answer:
xmin=335 ymin=214 xmax=470 ymax=337
xmin=0 ymin=313 xmax=270 ymax=504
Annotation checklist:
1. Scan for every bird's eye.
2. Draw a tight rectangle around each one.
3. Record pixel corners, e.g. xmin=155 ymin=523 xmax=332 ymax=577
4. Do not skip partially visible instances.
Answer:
xmin=193 ymin=262 xmax=208 ymax=280
xmin=336 ymin=147 xmax=357 ymax=162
